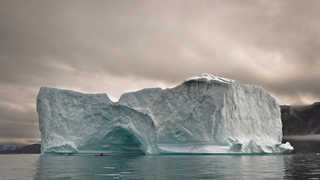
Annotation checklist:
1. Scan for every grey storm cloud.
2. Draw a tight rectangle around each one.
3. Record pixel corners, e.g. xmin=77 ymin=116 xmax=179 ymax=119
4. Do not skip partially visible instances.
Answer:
xmin=0 ymin=0 xmax=319 ymax=144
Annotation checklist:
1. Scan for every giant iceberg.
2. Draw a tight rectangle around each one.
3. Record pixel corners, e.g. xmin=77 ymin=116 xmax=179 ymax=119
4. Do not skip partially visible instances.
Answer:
xmin=37 ymin=74 xmax=293 ymax=154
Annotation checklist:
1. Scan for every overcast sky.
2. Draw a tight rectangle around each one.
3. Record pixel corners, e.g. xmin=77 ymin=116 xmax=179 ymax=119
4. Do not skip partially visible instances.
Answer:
xmin=0 ymin=0 xmax=319 ymax=144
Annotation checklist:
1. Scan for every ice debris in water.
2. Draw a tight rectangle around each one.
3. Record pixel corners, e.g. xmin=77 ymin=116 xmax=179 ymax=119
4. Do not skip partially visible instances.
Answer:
xmin=37 ymin=73 xmax=293 ymax=154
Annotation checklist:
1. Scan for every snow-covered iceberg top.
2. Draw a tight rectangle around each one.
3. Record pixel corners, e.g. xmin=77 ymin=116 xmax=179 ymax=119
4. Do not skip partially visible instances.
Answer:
xmin=184 ymin=73 xmax=235 ymax=84
xmin=37 ymin=73 xmax=293 ymax=155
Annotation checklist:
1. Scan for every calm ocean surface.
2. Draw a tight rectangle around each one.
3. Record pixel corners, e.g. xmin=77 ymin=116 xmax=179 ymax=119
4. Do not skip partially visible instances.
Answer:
xmin=1 ymin=153 xmax=320 ymax=180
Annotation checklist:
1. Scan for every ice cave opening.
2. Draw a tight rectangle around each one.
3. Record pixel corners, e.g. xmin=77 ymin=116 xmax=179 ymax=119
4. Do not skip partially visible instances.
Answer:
xmin=99 ymin=127 xmax=145 ymax=154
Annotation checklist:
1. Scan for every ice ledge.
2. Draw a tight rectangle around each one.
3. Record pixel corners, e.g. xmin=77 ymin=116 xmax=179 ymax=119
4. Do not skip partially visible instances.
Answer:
xmin=184 ymin=73 xmax=235 ymax=84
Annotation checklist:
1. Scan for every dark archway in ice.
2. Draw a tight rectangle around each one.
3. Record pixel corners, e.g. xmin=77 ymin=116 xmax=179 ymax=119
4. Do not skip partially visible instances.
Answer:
xmin=102 ymin=127 xmax=145 ymax=154
xmin=79 ymin=126 xmax=145 ymax=154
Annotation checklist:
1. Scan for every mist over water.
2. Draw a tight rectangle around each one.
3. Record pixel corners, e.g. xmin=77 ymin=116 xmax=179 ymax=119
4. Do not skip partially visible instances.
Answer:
xmin=1 ymin=154 xmax=320 ymax=180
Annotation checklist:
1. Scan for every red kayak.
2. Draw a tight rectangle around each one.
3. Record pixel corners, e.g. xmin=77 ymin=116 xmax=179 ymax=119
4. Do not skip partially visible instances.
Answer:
xmin=95 ymin=153 xmax=110 ymax=156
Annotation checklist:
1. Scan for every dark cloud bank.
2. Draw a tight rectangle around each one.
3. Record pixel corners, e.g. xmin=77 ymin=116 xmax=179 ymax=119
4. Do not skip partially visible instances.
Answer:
xmin=0 ymin=0 xmax=319 ymax=144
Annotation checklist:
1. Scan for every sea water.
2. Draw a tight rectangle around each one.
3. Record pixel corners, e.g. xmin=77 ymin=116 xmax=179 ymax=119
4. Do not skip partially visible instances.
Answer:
xmin=1 ymin=153 xmax=320 ymax=180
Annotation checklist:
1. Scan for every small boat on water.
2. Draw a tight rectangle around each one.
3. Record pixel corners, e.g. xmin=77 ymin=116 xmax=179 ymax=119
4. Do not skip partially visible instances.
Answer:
xmin=95 ymin=153 xmax=110 ymax=157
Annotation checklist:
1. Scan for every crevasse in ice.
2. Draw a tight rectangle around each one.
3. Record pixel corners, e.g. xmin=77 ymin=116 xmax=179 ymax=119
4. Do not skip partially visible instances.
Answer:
xmin=37 ymin=73 xmax=293 ymax=154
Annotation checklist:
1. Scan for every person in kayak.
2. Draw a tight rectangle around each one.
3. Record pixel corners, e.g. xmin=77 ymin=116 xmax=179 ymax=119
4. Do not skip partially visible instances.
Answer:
xmin=96 ymin=153 xmax=109 ymax=156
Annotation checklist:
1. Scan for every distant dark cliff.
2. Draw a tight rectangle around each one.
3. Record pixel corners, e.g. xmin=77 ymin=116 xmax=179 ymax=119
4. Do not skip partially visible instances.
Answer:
xmin=281 ymin=102 xmax=320 ymax=136
xmin=0 ymin=144 xmax=41 ymax=154
xmin=281 ymin=102 xmax=320 ymax=153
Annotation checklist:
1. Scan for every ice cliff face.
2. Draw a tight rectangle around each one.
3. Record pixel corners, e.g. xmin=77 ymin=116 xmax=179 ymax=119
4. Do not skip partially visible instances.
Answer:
xmin=37 ymin=74 xmax=293 ymax=154
xmin=37 ymin=88 xmax=157 ymax=154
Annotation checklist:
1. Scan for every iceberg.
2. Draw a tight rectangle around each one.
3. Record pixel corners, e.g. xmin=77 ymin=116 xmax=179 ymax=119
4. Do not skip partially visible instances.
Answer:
xmin=37 ymin=73 xmax=293 ymax=154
